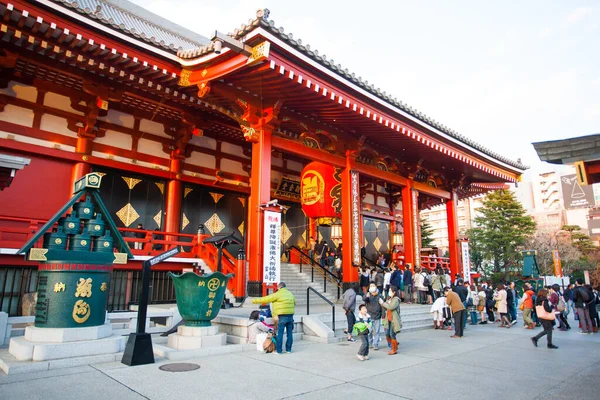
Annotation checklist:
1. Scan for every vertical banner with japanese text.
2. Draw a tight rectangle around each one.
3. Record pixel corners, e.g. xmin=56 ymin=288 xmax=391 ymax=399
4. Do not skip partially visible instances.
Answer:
xmin=412 ymin=190 xmax=420 ymax=267
xmin=263 ymin=211 xmax=281 ymax=284
xmin=351 ymin=171 xmax=361 ymax=266
xmin=461 ymin=240 xmax=471 ymax=283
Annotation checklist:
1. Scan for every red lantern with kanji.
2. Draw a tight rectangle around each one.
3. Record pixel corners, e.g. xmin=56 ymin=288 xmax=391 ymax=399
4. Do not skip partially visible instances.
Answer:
xmin=300 ymin=161 xmax=342 ymax=225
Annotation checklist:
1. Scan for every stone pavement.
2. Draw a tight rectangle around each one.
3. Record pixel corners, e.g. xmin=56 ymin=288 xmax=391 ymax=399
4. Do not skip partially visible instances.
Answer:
xmin=1 ymin=318 xmax=599 ymax=399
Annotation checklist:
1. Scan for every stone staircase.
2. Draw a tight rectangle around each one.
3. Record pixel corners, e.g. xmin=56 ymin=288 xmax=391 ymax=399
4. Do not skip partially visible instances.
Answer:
xmin=304 ymin=301 xmax=434 ymax=343
xmin=279 ymin=263 xmax=340 ymax=306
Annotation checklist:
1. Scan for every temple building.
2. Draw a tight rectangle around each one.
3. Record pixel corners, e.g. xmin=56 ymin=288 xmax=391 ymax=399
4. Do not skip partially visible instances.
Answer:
xmin=0 ymin=0 xmax=525 ymax=315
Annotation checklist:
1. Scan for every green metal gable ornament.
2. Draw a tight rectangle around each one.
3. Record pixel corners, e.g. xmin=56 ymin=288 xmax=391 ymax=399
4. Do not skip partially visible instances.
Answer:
xmin=18 ymin=173 xmax=133 ymax=328
xmin=168 ymin=271 xmax=233 ymax=327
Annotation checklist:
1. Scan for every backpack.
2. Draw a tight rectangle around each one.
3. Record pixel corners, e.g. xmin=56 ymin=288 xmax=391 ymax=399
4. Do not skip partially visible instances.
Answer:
xmin=580 ymin=287 xmax=591 ymax=303
xmin=557 ymin=296 xmax=566 ymax=312
xmin=422 ymin=273 xmax=431 ymax=287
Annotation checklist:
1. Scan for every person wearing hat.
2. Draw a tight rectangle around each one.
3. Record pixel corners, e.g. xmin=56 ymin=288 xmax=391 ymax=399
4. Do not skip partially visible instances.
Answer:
xmin=364 ymin=283 xmax=384 ymax=350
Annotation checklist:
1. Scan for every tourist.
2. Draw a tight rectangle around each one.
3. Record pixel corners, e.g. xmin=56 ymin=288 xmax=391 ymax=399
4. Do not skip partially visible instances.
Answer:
xmin=494 ymin=284 xmax=511 ymax=328
xmin=152 ymin=228 xmax=163 ymax=251
xmin=364 ymin=284 xmax=383 ymax=350
xmin=586 ymin=285 xmax=599 ymax=333
xmin=379 ymin=285 xmax=402 ymax=355
xmin=430 ymin=290 xmax=448 ymax=329
xmin=522 ymin=284 xmax=535 ymax=329
xmin=308 ymin=236 xmax=316 ymax=261
xmin=334 ymin=255 xmax=342 ymax=278
xmin=360 ymin=267 xmax=371 ymax=295
xmin=507 ymin=281 xmax=518 ymax=325
xmin=432 ymin=268 xmax=445 ymax=301
xmin=531 ymin=288 xmax=559 ymax=349
xmin=377 ymin=253 xmax=386 ymax=268
xmin=383 ymin=267 xmax=392 ymax=292
xmin=550 ymin=284 xmax=569 ymax=331
xmin=414 ymin=267 xmax=426 ymax=304
xmin=444 ymin=286 xmax=465 ymax=338
xmin=134 ymin=223 xmax=145 ymax=249
xmin=563 ymin=283 xmax=574 ymax=318
xmin=343 ymin=283 xmax=358 ymax=342
xmin=403 ymin=264 xmax=413 ymax=304
xmin=574 ymin=279 xmax=594 ymax=334
xmin=485 ymin=285 xmax=496 ymax=322
xmin=251 ymin=282 xmax=296 ymax=354
xmin=390 ymin=264 xmax=402 ymax=292
xmin=353 ymin=304 xmax=372 ymax=361
xmin=444 ymin=269 xmax=452 ymax=290
xmin=467 ymin=284 xmax=479 ymax=325
xmin=374 ymin=267 xmax=385 ymax=294
xmin=453 ymin=273 xmax=463 ymax=288
xmin=453 ymin=279 xmax=468 ymax=330
xmin=247 ymin=310 xmax=272 ymax=344
xmin=477 ymin=285 xmax=488 ymax=324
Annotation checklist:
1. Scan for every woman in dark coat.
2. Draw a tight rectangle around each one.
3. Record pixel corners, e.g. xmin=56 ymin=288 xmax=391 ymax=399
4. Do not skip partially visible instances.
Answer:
xmin=531 ymin=289 xmax=558 ymax=349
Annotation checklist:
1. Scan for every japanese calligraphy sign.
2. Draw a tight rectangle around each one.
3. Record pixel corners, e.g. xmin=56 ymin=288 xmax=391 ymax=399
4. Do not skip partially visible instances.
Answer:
xmin=351 ymin=171 xmax=361 ymax=266
xmin=412 ymin=190 xmax=420 ymax=267
xmin=274 ymin=176 xmax=301 ymax=200
xmin=461 ymin=240 xmax=471 ymax=283
xmin=263 ymin=210 xmax=281 ymax=284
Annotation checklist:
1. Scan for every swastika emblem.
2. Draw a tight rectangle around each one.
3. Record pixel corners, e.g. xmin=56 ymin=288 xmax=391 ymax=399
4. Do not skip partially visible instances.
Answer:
xmin=207 ymin=278 xmax=220 ymax=291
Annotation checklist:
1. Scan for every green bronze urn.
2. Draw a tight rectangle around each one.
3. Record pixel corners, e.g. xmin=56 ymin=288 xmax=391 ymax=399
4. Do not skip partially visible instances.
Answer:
xmin=168 ymin=271 xmax=233 ymax=327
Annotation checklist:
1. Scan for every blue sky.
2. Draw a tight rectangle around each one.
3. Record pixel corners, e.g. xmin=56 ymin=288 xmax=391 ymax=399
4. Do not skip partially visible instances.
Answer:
xmin=134 ymin=0 xmax=599 ymax=176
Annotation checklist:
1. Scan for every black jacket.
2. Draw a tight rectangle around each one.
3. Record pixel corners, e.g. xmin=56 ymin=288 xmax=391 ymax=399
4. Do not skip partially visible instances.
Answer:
xmin=454 ymin=285 xmax=468 ymax=302
xmin=507 ymin=288 xmax=515 ymax=307
xmin=390 ymin=270 xmax=402 ymax=288
xmin=363 ymin=292 xmax=384 ymax=319
xmin=403 ymin=269 xmax=412 ymax=286
xmin=573 ymin=286 xmax=593 ymax=308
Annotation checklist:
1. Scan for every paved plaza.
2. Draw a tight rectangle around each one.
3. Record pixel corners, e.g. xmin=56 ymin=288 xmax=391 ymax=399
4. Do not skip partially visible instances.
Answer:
xmin=1 ymin=315 xmax=599 ymax=400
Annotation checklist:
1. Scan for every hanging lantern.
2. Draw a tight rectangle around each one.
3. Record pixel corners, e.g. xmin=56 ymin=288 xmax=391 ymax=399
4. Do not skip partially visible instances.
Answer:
xmin=392 ymin=232 xmax=403 ymax=246
xmin=301 ymin=161 xmax=342 ymax=221
xmin=330 ymin=223 xmax=343 ymax=241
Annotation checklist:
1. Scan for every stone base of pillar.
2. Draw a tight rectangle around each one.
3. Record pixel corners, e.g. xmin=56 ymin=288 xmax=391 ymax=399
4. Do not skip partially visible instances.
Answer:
xmin=1 ymin=324 xmax=126 ymax=374
xmin=153 ymin=324 xmax=227 ymax=360
xmin=247 ymin=280 xmax=263 ymax=297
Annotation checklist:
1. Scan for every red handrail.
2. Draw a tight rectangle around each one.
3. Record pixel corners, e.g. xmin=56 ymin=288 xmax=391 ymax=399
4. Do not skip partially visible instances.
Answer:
xmin=0 ymin=215 xmax=241 ymax=296
xmin=420 ymin=256 xmax=451 ymax=271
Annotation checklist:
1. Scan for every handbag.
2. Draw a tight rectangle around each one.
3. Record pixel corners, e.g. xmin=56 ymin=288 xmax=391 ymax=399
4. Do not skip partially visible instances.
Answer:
xmin=263 ymin=332 xmax=276 ymax=353
xmin=535 ymin=305 xmax=556 ymax=321
xmin=519 ymin=302 xmax=525 ymax=311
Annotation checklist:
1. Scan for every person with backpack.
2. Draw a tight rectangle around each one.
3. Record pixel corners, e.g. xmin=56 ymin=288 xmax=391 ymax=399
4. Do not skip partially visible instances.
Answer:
xmin=403 ymin=264 xmax=413 ymax=304
xmin=574 ymin=279 xmax=594 ymax=334
xmin=563 ymin=283 xmax=574 ymax=318
xmin=453 ymin=279 xmax=469 ymax=330
xmin=550 ymin=284 xmax=570 ymax=331
xmin=585 ymin=285 xmax=599 ymax=333
xmin=413 ymin=267 xmax=426 ymax=304
xmin=477 ymin=285 xmax=488 ymax=324
xmin=421 ymin=269 xmax=433 ymax=305
xmin=522 ymin=284 xmax=536 ymax=329
xmin=343 ymin=283 xmax=358 ymax=342
xmin=363 ymin=284 xmax=384 ymax=350
xmin=485 ymin=286 xmax=496 ymax=323
xmin=353 ymin=304 xmax=372 ymax=361
xmin=467 ymin=284 xmax=479 ymax=325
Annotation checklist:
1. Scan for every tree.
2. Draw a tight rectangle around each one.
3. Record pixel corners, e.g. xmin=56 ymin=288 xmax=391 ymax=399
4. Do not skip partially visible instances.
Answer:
xmin=465 ymin=228 xmax=485 ymax=273
xmin=558 ymin=225 xmax=598 ymax=274
xmin=472 ymin=189 xmax=536 ymax=281
xmin=420 ymin=219 xmax=435 ymax=248
xmin=525 ymin=227 xmax=557 ymax=276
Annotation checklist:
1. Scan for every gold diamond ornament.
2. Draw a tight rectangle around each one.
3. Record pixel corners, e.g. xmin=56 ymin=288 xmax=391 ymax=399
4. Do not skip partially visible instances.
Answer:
xmin=238 ymin=221 xmax=245 ymax=236
xmin=122 ymin=177 xmax=142 ymax=190
xmin=373 ymin=237 xmax=382 ymax=252
xmin=154 ymin=210 xmax=162 ymax=227
xmin=205 ymin=213 xmax=225 ymax=235
xmin=281 ymin=223 xmax=292 ymax=244
xmin=155 ymin=182 xmax=165 ymax=195
xmin=116 ymin=203 xmax=140 ymax=227
xmin=181 ymin=213 xmax=190 ymax=230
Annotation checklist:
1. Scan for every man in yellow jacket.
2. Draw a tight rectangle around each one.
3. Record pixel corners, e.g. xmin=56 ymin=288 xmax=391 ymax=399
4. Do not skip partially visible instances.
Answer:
xmin=252 ymin=282 xmax=296 ymax=354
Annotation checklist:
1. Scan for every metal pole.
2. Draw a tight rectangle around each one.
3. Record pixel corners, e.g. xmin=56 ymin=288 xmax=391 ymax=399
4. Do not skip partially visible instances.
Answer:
xmin=332 ymin=307 xmax=335 ymax=333
xmin=136 ymin=260 xmax=151 ymax=334
xmin=306 ymin=287 xmax=310 ymax=315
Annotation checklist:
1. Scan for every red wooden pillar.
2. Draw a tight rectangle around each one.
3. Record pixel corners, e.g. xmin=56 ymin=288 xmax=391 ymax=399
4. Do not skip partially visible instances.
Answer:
xmin=341 ymin=151 xmax=359 ymax=290
xmin=446 ymin=191 xmax=460 ymax=279
xmin=246 ymin=127 xmax=272 ymax=297
xmin=165 ymin=157 xmax=182 ymax=240
xmin=309 ymin=218 xmax=317 ymax=244
xmin=70 ymin=137 xmax=92 ymax=194
xmin=401 ymin=183 xmax=414 ymax=268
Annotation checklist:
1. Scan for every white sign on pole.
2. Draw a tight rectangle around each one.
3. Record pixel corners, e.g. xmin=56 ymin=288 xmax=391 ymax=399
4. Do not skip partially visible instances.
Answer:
xmin=263 ymin=211 xmax=281 ymax=284
xmin=461 ymin=241 xmax=471 ymax=283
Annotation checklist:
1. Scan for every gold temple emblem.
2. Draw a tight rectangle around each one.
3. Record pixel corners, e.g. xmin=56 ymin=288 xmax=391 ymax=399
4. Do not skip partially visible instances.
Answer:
xmin=72 ymin=300 xmax=91 ymax=323
xmin=94 ymin=225 xmax=101 ymax=231
xmin=80 ymin=240 xmax=88 ymax=246
xmin=53 ymin=282 xmax=66 ymax=293
xmin=100 ymin=282 xmax=107 ymax=292
xmin=75 ymin=278 xmax=93 ymax=298
xmin=55 ymin=238 xmax=62 ymax=245
xmin=207 ymin=278 xmax=220 ymax=291
xmin=178 ymin=69 xmax=192 ymax=87
xmin=247 ymin=41 xmax=270 ymax=65
xmin=28 ymin=248 xmax=48 ymax=261
xmin=114 ymin=253 xmax=128 ymax=264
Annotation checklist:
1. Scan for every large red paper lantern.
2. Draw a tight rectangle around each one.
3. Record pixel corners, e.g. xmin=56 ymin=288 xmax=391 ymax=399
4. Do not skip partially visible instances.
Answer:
xmin=300 ymin=161 xmax=342 ymax=225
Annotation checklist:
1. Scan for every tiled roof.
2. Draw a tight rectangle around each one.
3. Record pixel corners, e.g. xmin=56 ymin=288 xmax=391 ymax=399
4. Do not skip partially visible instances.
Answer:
xmin=533 ymin=133 xmax=600 ymax=164
xmin=178 ymin=9 xmax=526 ymax=171
xmin=50 ymin=0 xmax=210 ymax=52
